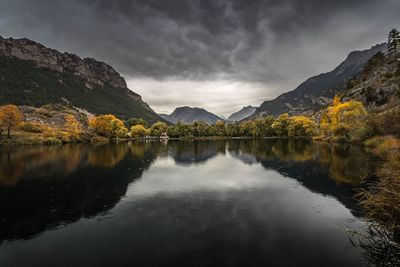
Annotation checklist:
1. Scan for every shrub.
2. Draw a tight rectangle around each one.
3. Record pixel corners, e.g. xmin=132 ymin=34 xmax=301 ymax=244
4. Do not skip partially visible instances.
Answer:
xmin=130 ymin=124 xmax=149 ymax=138
xmin=369 ymin=111 xmax=400 ymax=136
xmin=20 ymin=122 xmax=45 ymax=133
xmin=384 ymin=72 xmax=394 ymax=79
xmin=91 ymin=136 xmax=109 ymax=144
xmin=364 ymin=135 xmax=400 ymax=155
xmin=365 ymin=86 xmax=376 ymax=103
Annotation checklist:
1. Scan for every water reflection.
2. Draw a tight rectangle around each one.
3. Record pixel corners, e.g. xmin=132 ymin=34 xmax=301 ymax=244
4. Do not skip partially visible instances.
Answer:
xmin=0 ymin=140 xmax=374 ymax=266
xmin=0 ymin=142 xmax=161 ymax=241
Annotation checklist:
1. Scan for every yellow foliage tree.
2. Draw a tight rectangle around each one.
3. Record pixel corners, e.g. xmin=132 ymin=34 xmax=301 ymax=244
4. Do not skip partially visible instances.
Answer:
xmin=272 ymin=113 xmax=290 ymax=136
xmin=0 ymin=105 xmax=24 ymax=139
xmin=63 ymin=114 xmax=82 ymax=137
xmin=130 ymin=124 xmax=149 ymax=138
xmin=150 ymin=121 xmax=168 ymax=137
xmin=288 ymin=116 xmax=317 ymax=137
xmin=320 ymin=96 xmax=368 ymax=140
xmin=89 ymin=114 xmax=127 ymax=139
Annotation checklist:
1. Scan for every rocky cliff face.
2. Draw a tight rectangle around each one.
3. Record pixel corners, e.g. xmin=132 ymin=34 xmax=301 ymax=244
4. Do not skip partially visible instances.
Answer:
xmin=249 ymin=43 xmax=387 ymax=119
xmin=0 ymin=36 xmax=129 ymax=91
xmin=0 ymin=36 xmax=165 ymax=123
xmin=340 ymin=53 xmax=400 ymax=113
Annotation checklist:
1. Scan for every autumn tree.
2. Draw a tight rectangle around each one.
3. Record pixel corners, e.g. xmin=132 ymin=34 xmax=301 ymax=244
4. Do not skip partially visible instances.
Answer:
xmin=192 ymin=121 xmax=209 ymax=137
xmin=130 ymin=124 xmax=149 ymax=138
xmin=150 ymin=121 xmax=168 ymax=137
xmin=214 ymin=120 xmax=226 ymax=136
xmin=288 ymin=116 xmax=316 ymax=137
xmin=89 ymin=114 xmax=127 ymax=139
xmin=320 ymin=96 xmax=368 ymax=141
xmin=63 ymin=114 xmax=82 ymax=137
xmin=272 ymin=113 xmax=290 ymax=137
xmin=127 ymin=117 xmax=148 ymax=128
xmin=0 ymin=105 xmax=24 ymax=139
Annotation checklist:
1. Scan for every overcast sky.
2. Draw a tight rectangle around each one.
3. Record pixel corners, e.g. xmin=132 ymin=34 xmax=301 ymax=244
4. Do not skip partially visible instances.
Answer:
xmin=0 ymin=0 xmax=399 ymax=116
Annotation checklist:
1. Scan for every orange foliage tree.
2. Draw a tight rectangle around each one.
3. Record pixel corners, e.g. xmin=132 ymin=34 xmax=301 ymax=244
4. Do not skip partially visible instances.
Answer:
xmin=0 ymin=105 xmax=24 ymax=139
xmin=63 ymin=114 xmax=82 ymax=137
xmin=89 ymin=114 xmax=127 ymax=139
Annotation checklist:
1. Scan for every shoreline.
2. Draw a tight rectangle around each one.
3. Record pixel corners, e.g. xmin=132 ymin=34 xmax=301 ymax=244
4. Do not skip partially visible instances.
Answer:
xmin=0 ymin=135 xmax=343 ymax=148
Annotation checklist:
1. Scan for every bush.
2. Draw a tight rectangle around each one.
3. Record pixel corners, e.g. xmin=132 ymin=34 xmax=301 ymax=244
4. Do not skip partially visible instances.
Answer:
xmin=365 ymin=86 xmax=376 ymax=103
xmin=384 ymin=72 xmax=394 ymax=79
xmin=20 ymin=122 xmax=45 ymax=133
xmin=364 ymin=135 xmax=400 ymax=155
xmin=369 ymin=111 xmax=400 ymax=136
xmin=91 ymin=136 xmax=109 ymax=144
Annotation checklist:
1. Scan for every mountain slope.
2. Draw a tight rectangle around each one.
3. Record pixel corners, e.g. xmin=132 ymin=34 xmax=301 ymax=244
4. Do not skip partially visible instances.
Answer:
xmin=161 ymin=107 xmax=223 ymax=124
xmin=250 ymin=43 xmax=387 ymax=118
xmin=227 ymin=106 xmax=256 ymax=121
xmin=0 ymin=36 xmax=166 ymax=123
xmin=340 ymin=51 xmax=400 ymax=113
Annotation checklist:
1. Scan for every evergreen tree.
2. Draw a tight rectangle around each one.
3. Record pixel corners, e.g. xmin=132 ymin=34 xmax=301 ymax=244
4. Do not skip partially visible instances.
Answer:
xmin=388 ymin=28 xmax=400 ymax=55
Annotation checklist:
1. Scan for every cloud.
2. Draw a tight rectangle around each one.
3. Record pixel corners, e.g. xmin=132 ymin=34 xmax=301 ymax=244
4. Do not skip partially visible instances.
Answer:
xmin=0 ymin=0 xmax=399 ymax=114
xmin=127 ymin=77 xmax=281 ymax=116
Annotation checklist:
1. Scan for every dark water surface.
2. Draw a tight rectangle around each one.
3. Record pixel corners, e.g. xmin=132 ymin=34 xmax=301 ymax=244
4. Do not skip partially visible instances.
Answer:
xmin=0 ymin=139 xmax=374 ymax=266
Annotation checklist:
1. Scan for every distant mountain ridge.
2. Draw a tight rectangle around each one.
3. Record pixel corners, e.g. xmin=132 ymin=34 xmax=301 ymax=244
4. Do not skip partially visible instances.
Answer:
xmin=160 ymin=106 xmax=223 ymax=124
xmin=249 ymin=43 xmax=387 ymax=119
xmin=0 ymin=36 xmax=166 ymax=123
xmin=227 ymin=106 xmax=256 ymax=121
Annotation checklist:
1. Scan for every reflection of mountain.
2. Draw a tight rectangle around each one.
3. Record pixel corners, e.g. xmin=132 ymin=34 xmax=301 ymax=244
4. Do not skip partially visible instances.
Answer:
xmin=0 ymin=139 xmax=373 ymax=243
xmin=0 ymin=142 xmax=161 ymax=241
xmin=168 ymin=140 xmax=225 ymax=165
xmin=228 ymin=139 xmax=374 ymax=215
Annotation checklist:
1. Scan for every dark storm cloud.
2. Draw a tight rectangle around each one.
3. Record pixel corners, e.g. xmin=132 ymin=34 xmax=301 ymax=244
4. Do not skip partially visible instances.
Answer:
xmin=1 ymin=0 xmax=399 ymax=85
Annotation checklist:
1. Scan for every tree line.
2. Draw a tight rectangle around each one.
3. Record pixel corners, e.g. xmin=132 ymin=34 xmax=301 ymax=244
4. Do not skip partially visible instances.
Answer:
xmin=1 ymin=94 xmax=399 ymax=144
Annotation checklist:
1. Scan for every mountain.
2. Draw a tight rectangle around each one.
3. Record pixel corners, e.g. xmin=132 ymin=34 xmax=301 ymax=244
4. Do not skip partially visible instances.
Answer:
xmin=160 ymin=106 xmax=223 ymax=124
xmin=249 ymin=43 xmax=387 ymax=119
xmin=0 ymin=36 xmax=166 ymax=123
xmin=340 ymin=51 xmax=400 ymax=113
xmin=227 ymin=106 xmax=257 ymax=121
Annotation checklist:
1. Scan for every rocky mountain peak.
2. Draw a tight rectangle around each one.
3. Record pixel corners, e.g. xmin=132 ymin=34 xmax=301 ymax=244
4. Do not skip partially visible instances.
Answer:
xmin=0 ymin=36 xmax=127 ymax=89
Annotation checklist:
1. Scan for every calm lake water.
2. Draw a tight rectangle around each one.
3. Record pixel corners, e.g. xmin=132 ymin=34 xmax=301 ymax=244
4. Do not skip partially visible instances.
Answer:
xmin=0 ymin=139 xmax=374 ymax=266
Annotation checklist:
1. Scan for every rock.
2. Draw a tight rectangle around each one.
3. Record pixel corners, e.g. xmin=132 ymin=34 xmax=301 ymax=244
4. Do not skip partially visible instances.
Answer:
xmin=0 ymin=36 xmax=126 ymax=89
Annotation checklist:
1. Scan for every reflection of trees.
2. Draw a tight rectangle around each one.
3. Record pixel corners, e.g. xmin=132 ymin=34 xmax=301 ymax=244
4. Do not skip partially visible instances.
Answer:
xmin=0 ymin=145 xmax=88 ymax=186
xmin=0 ymin=153 xmax=23 ymax=186
xmin=228 ymin=139 xmax=374 ymax=215
xmin=168 ymin=140 xmax=226 ymax=165
xmin=0 ymin=142 xmax=160 ymax=241
xmin=317 ymin=144 xmax=371 ymax=185
xmin=228 ymin=139 xmax=372 ymax=185
xmin=88 ymin=143 xmax=130 ymax=168
xmin=0 ymin=140 xmax=375 ymax=243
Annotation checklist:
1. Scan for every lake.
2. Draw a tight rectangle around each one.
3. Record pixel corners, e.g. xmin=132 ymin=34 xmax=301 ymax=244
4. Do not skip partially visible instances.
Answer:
xmin=0 ymin=139 xmax=374 ymax=266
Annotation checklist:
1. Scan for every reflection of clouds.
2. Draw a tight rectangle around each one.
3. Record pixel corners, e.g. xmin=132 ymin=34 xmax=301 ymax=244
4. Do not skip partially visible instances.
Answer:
xmin=122 ymin=152 xmax=364 ymax=236
xmin=126 ymin=155 xmax=273 ymax=197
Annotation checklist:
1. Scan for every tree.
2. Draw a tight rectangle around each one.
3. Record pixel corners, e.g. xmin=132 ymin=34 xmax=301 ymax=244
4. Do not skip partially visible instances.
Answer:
xmin=288 ymin=116 xmax=316 ymax=137
xmin=63 ymin=114 xmax=82 ymax=137
xmin=89 ymin=114 xmax=127 ymax=139
xmin=388 ymin=28 xmax=400 ymax=55
xmin=130 ymin=124 xmax=149 ymax=138
xmin=214 ymin=120 xmax=226 ymax=136
xmin=272 ymin=113 xmax=290 ymax=137
xmin=150 ymin=121 xmax=168 ymax=137
xmin=127 ymin=117 xmax=148 ymax=128
xmin=0 ymin=105 xmax=24 ymax=139
xmin=193 ymin=121 xmax=209 ymax=137
xmin=320 ymin=96 xmax=368 ymax=140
